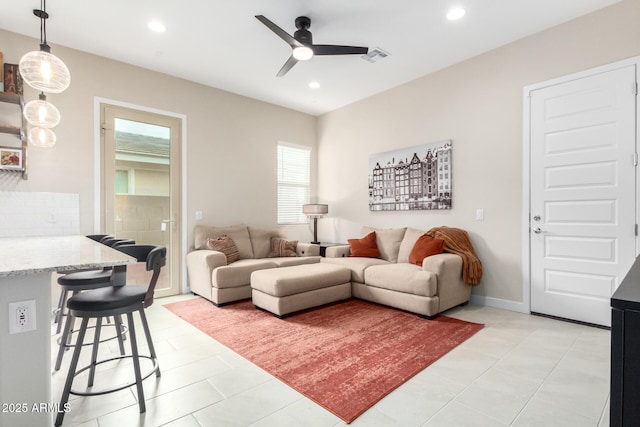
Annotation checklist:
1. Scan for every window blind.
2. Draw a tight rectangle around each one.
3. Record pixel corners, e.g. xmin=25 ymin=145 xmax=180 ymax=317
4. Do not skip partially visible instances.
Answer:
xmin=277 ymin=142 xmax=311 ymax=224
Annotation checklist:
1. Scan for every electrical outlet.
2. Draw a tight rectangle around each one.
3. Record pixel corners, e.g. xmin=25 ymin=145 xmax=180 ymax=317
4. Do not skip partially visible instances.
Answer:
xmin=8 ymin=300 xmax=36 ymax=334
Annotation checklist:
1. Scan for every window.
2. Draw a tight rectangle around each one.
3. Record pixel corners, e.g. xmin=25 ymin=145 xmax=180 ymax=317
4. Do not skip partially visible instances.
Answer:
xmin=115 ymin=169 xmax=129 ymax=194
xmin=277 ymin=142 xmax=311 ymax=224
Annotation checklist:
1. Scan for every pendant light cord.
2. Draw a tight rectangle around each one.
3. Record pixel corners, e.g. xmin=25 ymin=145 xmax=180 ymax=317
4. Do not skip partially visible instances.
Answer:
xmin=40 ymin=0 xmax=47 ymax=45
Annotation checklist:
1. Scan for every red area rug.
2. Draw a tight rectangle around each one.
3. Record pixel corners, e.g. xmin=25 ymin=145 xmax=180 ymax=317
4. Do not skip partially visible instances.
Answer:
xmin=163 ymin=298 xmax=482 ymax=423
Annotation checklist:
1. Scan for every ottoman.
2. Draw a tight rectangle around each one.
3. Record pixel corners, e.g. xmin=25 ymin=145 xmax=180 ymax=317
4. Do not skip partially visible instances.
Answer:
xmin=251 ymin=263 xmax=351 ymax=317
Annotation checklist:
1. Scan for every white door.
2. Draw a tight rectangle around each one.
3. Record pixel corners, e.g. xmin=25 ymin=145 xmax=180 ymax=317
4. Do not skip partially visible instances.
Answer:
xmin=530 ymin=65 xmax=637 ymax=327
xmin=101 ymin=104 xmax=182 ymax=297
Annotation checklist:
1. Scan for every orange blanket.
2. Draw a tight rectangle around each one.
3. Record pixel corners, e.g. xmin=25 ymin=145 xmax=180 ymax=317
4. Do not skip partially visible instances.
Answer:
xmin=426 ymin=226 xmax=483 ymax=285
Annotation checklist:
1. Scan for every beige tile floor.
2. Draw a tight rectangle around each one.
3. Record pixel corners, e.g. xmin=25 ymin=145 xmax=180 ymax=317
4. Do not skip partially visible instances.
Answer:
xmin=51 ymin=295 xmax=611 ymax=427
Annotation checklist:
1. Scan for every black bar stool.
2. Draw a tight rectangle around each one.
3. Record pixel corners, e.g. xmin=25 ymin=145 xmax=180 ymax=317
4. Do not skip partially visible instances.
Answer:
xmin=52 ymin=237 xmax=135 ymax=335
xmin=55 ymin=245 xmax=166 ymax=427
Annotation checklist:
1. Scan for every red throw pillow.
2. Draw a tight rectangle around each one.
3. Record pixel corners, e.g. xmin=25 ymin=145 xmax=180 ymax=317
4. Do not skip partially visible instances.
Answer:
xmin=409 ymin=234 xmax=445 ymax=266
xmin=348 ymin=232 xmax=381 ymax=258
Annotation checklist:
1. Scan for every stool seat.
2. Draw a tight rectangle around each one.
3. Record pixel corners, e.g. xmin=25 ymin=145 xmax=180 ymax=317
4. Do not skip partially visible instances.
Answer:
xmin=58 ymin=270 xmax=113 ymax=288
xmin=68 ymin=286 xmax=147 ymax=311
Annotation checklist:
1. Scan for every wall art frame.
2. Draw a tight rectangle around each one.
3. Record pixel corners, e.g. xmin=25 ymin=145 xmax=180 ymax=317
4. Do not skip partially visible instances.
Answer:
xmin=369 ymin=140 xmax=452 ymax=211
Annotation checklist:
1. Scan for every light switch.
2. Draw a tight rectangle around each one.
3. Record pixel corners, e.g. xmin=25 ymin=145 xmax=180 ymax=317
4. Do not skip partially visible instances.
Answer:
xmin=195 ymin=210 xmax=203 ymax=220
xmin=475 ymin=209 xmax=484 ymax=221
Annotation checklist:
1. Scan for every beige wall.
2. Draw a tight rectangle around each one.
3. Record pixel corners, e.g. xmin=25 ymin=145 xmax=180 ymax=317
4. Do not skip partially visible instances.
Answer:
xmin=0 ymin=29 xmax=317 ymax=252
xmin=316 ymin=0 xmax=640 ymax=305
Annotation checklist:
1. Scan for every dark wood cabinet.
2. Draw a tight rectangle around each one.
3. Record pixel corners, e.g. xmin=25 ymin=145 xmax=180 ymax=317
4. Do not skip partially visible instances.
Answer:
xmin=610 ymin=256 xmax=640 ymax=426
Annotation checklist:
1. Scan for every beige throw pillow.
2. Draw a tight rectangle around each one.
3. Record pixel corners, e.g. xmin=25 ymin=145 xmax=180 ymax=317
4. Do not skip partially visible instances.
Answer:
xmin=268 ymin=237 xmax=298 ymax=257
xmin=206 ymin=235 xmax=240 ymax=264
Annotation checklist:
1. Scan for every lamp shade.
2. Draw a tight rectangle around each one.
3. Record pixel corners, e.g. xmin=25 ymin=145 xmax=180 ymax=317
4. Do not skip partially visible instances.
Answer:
xmin=23 ymin=96 xmax=60 ymax=128
xmin=19 ymin=49 xmax=71 ymax=93
xmin=29 ymin=127 xmax=56 ymax=147
xmin=303 ymin=204 xmax=328 ymax=216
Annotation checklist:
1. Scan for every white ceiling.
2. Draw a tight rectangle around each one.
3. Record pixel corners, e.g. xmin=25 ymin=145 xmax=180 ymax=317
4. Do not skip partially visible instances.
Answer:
xmin=0 ymin=0 xmax=621 ymax=116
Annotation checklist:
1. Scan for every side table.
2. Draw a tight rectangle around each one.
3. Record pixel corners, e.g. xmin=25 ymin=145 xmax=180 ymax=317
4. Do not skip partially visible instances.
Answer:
xmin=317 ymin=242 xmax=344 ymax=257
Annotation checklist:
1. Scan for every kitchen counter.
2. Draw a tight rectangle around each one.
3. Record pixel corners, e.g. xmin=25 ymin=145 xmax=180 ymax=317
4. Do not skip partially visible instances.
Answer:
xmin=0 ymin=236 xmax=136 ymax=427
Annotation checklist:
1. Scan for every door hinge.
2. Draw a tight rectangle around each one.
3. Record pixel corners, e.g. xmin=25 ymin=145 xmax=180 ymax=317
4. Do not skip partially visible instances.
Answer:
xmin=634 ymin=82 xmax=638 ymax=95
xmin=634 ymin=152 xmax=638 ymax=166
xmin=636 ymin=224 xmax=638 ymax=236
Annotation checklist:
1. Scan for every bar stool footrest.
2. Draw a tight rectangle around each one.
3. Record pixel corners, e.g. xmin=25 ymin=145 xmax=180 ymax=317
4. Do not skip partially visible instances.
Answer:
xmin=69 ymin=354 xmax=159 ymax=397
xmin=56 ymin=323 xmax=128 ymax=348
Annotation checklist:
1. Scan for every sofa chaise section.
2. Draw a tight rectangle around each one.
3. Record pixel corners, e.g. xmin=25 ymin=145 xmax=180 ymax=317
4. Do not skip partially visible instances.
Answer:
xmin=323 ymin=226 xmax=473 ymax=318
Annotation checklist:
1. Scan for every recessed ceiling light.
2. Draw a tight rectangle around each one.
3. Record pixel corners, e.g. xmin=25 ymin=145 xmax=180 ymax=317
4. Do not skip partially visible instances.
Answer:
xmin=446 ymin=7 xmax=466 ymax=21
xmin=309 ymin=81 xmax=320 ymax=89
xmin=148 ymin=21 xmax=166 ymax=32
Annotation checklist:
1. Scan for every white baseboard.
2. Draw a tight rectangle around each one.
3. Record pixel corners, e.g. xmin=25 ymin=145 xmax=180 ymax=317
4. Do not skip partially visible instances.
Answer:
xmin=469 ymin=294 xmax=528 ymax=314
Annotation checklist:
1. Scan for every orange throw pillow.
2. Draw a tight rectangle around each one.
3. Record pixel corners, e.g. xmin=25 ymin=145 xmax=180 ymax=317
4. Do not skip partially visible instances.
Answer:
xmin=409 ymin=234 xmax=445 ymax=266
xmin=348 ymin=232 xmax=381 ymax=258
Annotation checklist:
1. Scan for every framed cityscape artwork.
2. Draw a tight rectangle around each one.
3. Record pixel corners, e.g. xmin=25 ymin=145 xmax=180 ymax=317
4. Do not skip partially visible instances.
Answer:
xmin=368 ymin=140 xmax=452 ymax=211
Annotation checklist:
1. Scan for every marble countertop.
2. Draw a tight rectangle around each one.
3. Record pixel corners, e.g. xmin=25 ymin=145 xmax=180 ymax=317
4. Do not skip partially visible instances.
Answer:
xmin=0 ymin=235 xmax=137 ymax=277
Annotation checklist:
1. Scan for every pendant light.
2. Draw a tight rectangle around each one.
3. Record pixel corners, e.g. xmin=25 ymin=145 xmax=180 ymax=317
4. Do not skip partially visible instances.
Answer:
xmin=19 ymin=0 xmax=71 ymax=93
xmin=23 ymin=92 xmax=60 ymax=128
xmin=29 ymin=127 xmax=57 ymax=148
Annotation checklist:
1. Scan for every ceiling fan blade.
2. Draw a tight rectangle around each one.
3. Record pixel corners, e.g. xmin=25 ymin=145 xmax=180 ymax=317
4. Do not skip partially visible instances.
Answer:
xmin=255 ymin=15 xmax=303 ymax=48
xmin=276 ymin=55 xmax=299 ymax=77
xmin=313 ymin=45 xmax=369 ymax=56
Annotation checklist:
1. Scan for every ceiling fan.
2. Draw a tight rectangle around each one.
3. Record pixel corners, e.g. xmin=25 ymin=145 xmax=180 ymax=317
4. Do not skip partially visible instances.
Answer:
xmin=255 ymin=15 xmax=369 ymax=77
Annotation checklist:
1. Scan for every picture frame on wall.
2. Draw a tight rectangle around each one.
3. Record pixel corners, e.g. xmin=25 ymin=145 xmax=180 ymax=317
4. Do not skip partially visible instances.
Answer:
xmin=3 ymin=63 xmax=23 ymax=95
xmin=0 ymin=147 xmax=23 ymax=170
xmin=368 ymin=140 xmax=452 ymax=211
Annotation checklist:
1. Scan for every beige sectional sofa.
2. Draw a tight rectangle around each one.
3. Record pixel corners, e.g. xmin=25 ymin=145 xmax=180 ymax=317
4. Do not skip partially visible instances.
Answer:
xmin=321 ymin=226 xmax=472 ymax=318
xmin=187 ymin=224 xmax=321 ymax=305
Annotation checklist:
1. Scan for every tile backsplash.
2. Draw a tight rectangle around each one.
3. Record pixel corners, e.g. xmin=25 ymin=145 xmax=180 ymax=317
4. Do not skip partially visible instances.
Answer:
xmin=0 ymin=191 xmax=80 ymax=237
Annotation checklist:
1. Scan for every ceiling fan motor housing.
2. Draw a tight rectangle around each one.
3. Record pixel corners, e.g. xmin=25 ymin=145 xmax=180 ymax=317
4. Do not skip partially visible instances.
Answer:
xmin=294 ymin=17 xmax=312 ymax=45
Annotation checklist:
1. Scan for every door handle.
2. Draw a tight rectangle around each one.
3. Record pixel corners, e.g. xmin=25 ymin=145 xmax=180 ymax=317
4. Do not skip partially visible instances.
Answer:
xmin=533 ymin=227 xmax=543 ymax=234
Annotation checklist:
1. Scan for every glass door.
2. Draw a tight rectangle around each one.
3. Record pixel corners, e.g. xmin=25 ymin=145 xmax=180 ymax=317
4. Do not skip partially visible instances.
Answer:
xmin=101 ymin=104 xmax=182 ymax=297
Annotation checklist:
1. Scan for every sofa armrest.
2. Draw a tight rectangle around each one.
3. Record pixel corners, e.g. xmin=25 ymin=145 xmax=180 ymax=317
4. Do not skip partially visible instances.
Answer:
xmin=297 ymin=243 xmax=320 ymax=257
xmin=325 ymin=245 xmax=351 ymax=258
xmin=186 ymin=250 xmax=227 ymax=296
xmin=422 ymin=253 xmax=471 ymax=312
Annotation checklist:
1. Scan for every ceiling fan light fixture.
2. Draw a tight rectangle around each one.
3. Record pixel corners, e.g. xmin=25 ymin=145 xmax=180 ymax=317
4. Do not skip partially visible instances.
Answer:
xmin=292 ymin=46 xmax=314 ymax=61
xmin=23 ymin=92 xmax=60 ymax=128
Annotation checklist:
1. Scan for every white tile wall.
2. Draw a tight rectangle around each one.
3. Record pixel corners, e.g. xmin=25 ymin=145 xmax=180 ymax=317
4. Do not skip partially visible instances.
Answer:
xmin=0 ymin=191 xmax=80 ymax=237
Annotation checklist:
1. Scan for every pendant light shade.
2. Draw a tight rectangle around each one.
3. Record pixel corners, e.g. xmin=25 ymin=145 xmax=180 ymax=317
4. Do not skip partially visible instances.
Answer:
xmin=19 ymin=49 xmax=70 ymax=93
xmin=23 ymin=92 xmax=60 ymax=128
xmin=29 ymin=126 xmax=57 ymax=147
xmin=19 ymin=2 xmax=70 ymax=94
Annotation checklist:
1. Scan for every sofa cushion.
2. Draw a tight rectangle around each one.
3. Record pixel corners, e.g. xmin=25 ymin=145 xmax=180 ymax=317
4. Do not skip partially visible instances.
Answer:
xmin=348 ymin=232 xmax=381 ymax=258
xmin=212 ymin=259 xmax=277 ymax=289
xmin=248 ymin=226 xmax=287 ymax=259
xmin=364 ymin=264 xmax=437 ymax=297
xmin=321 ymin=257 xmax=389 ymax=283
xmin=206 ymin=235 xmax=240 ymax=264
xmin=268 ymin=237 xmax=298 ymax=257
xmin=361 ymin=226 xmax=407 ymax=263
xmin=194 ymin=224 xmax=254 ymax=259
xmin=397 ymin=227 xmax=425 ymax=264
xmin=409 ymin=235 xmax=445 ymax=266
